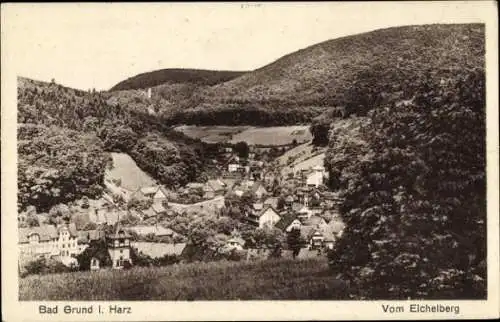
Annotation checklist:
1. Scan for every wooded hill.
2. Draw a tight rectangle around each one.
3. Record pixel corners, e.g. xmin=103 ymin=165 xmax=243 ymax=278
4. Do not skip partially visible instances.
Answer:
xmin=17 ymin=77 xmax=214 ymax=212
xmin=110 ymin=68 xmax=247 ymax=91
xmin=108 ymin=24 xmax=485 ymax=126
xmin=323 ymin=24 xmax=486 ymax=299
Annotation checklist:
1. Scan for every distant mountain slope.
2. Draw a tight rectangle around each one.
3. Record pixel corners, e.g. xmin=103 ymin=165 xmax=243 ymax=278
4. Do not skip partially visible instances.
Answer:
xmin=110 ymin=69 xmax=247 ymax=91
xmin=105 ymin=24 xmax=483 ymax=126
xmin=200 ymin=23 xmax=484 ymax=110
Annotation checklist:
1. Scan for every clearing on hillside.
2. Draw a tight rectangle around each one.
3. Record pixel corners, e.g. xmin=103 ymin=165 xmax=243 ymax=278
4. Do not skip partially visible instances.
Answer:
xmin=229 ymin=126 xmax=312 ymax=146
xmin=174 ymin=125 xmax=312 ymax=145
xmin=174 ymin=125 xmax=250 ymax=143
xmin=106 ymin=152 xmax=157 ymax=191
xmin=19 ymin=257 xmax=350 ymax=301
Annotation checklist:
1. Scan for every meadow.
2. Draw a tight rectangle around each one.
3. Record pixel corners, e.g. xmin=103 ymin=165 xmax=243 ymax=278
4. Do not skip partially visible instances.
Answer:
xmin=19 ymin=257 xmax=350 ymax=301
xmin=174 ymin=125 xmax=312 ymax=145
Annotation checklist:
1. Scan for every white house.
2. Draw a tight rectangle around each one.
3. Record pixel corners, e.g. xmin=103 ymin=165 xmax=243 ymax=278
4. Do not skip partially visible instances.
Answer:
xmin=228 ymin=164 xmax=240 ymax=172
xmin=257 ymin=206 xmax=281 ymax=229
xmin=18 ymin=223 xmax=82 ymax=266
xmin=306 ymin=165 xmax=326 ymax=188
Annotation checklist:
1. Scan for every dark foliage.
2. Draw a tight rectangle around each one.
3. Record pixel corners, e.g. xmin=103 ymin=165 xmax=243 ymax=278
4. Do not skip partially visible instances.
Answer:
xmin=110 ymin=69 xmax=247 ymax=91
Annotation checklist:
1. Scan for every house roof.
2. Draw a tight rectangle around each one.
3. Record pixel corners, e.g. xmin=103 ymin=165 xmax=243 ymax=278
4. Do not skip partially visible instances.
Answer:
xmin=302 ymin=215 xmax=326 ymax=227
xmin=151 ymin=203 xmax=166 ymax=214
xmin=252 ymin=203 xmax=264 ymax=211
xmin=109 ymin=224 xmax=131 ymax=239
xmin=328 ymin=220 xmax=346 ymax=234
xmin=132 ymin=242 xmax=187 ymax=258
xmin=227 ymin=237 xmax=246 ymax=246
xmin=312 ymin=165 xmax=325 ymax=171
xmin=298 ymin=205 xmax=311 ymax=214
xmin=186 ymin=182 xmax=204 ymax=189
xmin=257 ymin=206 xmax=280 ymax=219
xmin=140 ymin=186 xmax=159 ymax=195
xmin=291 ymin=202 xmax=303 ymax=213
xmin=142 ymin=207 xmax=157 ymax=218
xmin=18 ymin=225 xmax=58 ymax=243
xmin=275 ymin=215 xmax=298 ymax=231
xmin=127 ymin=225 xmax=176 ymax=237
xmin=57 ymin=223 xmax=78 ymax=237
xmin=263 ymin=197 xmax=278 ymax=209
xmin=207 ymin=179 xmax=225 ymax=191
xmin=77 ymin=229 xmax=106 ymax=244
xmin=250 ymin=181 xmax=267 ymax=194
xmin=285 ymin=195 xmax=295 ymax=203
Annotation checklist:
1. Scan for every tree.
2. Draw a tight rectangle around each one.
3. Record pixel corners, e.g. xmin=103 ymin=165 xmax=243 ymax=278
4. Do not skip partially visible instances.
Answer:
xmin=233 ymin=141 xmax=249 ymax=159
xmin=287 ymin=228 xmax=302 ymax=259
xmin=326 ymin=68 xmax=486 ymax=299
xmin=310 ymin=115 xmax=330 ymax=146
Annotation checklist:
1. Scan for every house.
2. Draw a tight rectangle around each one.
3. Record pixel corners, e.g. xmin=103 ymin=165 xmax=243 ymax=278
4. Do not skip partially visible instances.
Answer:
xmin=250 ymin=181 xmax=268 ymax=199
xmin=132 ymin=242 xmax=187 ymax=258
xmin=186 ymin=182 xmax=205 ymax=194
xmin=18 ymin=223 xmax=81 ymax=265
xmin=252 ymin=202 xmax=264 ymax=212
xmin=203 ymin=179 xmax=227 ymax=199
xmin=285 ymin=195 xmax=295 ymax=206
xmin=263 ymin=197 xmax=279 ymax=209
xmin=107 ymin=225 xmax=132 ymax=269
xmin=151 ymin=202 xmax=167 ymax=215
xmin=302 ymin=214 xmax=327 ymax=227
xmin=18 ymin=225 xmax=59 ymax=259
xmin=306 ymin=165 xmax=326 ymax=188
xmin=77 ymin=229 xmax=106 ymax=253
xmin=127 ymin=225 xmax=178 ymax=238
xmin=228 ymin=163 xmax=240 ymax=172
xmin=225 ymin=237 xmax=246 ymax=251
xmin=275 ymin=216 xmax=302 ymax=232
xmin=297 ymin=204 xmax=313 ymax=220
xmin=153 ymin=186 xmax=170 ymax=203
xmin=248 ymin=206 xmax=281 ymax=229
xmin=140 ymin=186 xmax=159 ymax=198
xmin=90 ymin=257 xmax=100 ymax=270
xmin=248 ymin=152 xmax=256 ymax=159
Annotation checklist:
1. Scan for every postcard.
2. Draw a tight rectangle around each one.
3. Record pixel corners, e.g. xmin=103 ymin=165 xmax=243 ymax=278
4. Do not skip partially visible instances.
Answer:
xmin=1 ymin=1 xmax=498 ymax=320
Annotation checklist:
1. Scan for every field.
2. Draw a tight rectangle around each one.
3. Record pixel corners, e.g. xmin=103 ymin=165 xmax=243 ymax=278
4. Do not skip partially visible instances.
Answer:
xmin=174 ymin=125 xmax=251 ymax=143
xmin=106 ymin=152 xmax=157 ymax=191
xmin=174 ymin=125 xmax=312 ymax=145
xmin=19 ymin=257 xmax=350 ymax=301
xmin=229 ymin=126 xmax=312 ymax=146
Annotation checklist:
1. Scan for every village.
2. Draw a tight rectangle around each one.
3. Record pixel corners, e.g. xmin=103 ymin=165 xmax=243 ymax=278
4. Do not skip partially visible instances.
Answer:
xmin=18 ymin=139 xmax=345 ymax=274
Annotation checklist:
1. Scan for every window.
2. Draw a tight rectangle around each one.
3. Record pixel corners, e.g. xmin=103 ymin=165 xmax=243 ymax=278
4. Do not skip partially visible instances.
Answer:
xmin=120 ymin=249 xmax=123 ymax=254
xmin=116 ymin=260 xmax=120 ymax=267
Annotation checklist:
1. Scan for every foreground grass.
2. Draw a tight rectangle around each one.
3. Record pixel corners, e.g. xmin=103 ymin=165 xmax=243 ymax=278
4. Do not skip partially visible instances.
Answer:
xmin=19 ymin=258 xmax=349 ymax=301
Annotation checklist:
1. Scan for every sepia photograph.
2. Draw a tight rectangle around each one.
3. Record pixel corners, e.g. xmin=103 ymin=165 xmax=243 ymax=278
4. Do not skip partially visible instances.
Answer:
xmin=1 ymin=1 xmax=499 ymax=321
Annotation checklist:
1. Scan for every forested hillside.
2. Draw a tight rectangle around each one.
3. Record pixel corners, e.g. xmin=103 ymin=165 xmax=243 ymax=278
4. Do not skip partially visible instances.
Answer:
xmin=107 ymin=24 xmax=485 ymax=126
xmin=110 ymin=69 xmax=247 ymax=91
xmin=323 ymin=25 xmax=486 ymax=299
xmin=17 ymin=77 xmax=210 ymax=212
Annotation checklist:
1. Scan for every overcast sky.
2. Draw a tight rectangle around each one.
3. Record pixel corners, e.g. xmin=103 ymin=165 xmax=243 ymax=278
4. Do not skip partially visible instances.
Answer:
xmin=2 ymin=2 xmax=490 ymax=91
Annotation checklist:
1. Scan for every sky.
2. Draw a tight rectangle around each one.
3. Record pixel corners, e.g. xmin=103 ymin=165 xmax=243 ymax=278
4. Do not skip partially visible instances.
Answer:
xmin=2 ymin=2 xmax=492 ymax=91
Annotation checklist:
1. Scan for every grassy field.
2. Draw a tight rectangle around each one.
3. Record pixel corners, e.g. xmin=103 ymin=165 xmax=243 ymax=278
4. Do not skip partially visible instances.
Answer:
xmin=106 ymin=152 xmax=157 ymax=191
xmin=174 ymin=125 xmax=312 ymax=145
xmin=19 ymin=257 xmax=350 ymax=301
xmin=229 ymin=126 xmax=312 ymax=146
xmin=174 ymin=125 xmax=251 ymax=143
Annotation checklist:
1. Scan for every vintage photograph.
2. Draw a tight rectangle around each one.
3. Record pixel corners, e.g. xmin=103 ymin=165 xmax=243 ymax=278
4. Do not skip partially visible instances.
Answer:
xmin=2 ymin=1 xmax=496 ymax=310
